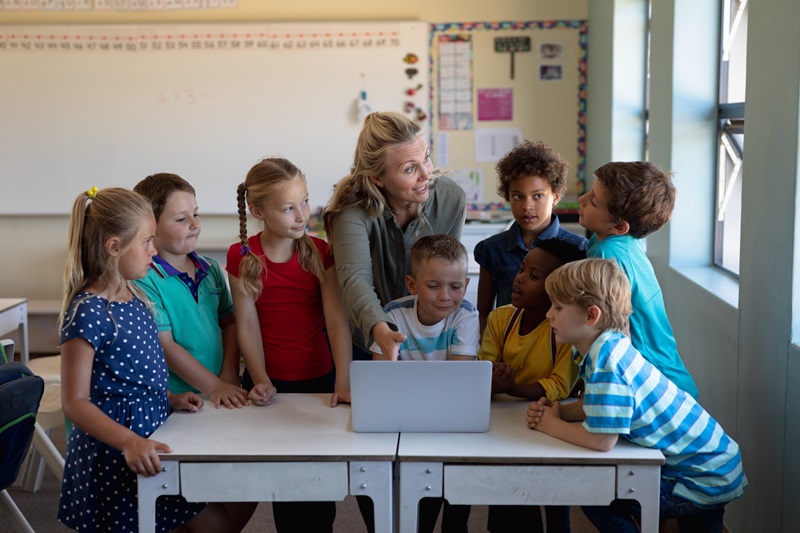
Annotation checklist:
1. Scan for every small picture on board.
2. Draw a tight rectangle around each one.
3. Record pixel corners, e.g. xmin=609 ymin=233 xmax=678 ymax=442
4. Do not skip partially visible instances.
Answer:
xmin=539 ymin=42 xmax=564 ymax=60
xmin=539 ymin=64 xmax=563 ymax=81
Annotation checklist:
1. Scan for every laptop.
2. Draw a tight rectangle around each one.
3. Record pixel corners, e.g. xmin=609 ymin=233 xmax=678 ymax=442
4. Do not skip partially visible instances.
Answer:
xmin=350 ymin=360 xmax=492 ymax=433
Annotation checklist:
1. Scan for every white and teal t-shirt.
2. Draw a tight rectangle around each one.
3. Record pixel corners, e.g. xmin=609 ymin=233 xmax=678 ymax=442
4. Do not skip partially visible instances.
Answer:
xmin=370 ymin=295 xmax=479 ymax=361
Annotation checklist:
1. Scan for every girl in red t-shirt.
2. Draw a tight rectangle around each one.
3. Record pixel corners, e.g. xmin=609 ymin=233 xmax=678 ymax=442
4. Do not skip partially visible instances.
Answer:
xmin=225 ymin=157 xmax=352 ymax=533
xmin=226 ymin=157 xmax=351 ymax=407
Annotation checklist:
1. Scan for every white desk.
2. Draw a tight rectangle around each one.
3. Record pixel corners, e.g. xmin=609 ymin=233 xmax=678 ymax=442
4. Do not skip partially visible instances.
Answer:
xmin=138 ymin=394 xmax=398 ymax=533
xmin=397 ymin=398 xmax=665 ymax=533
xmin=0 ymin=298 xmax=28 ymax=364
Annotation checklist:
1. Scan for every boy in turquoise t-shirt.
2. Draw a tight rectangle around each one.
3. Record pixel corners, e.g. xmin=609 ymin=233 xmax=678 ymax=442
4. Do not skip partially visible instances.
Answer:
xmin=134 ymin=173 xmax=250 ymax=409
xmin=577 ymin=161 xmax=698 ymax=398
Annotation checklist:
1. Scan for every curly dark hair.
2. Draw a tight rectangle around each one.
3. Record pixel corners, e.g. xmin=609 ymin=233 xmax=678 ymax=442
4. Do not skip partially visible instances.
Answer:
xmin=495 ymin=140 xmax=569 ymax=200
xmin=593 ymin=161 xmax=676 ymax=238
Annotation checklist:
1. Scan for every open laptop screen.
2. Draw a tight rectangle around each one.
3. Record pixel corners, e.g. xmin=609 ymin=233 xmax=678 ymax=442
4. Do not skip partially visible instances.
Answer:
xmin=349 ymin=360 xmax=492 ymax=433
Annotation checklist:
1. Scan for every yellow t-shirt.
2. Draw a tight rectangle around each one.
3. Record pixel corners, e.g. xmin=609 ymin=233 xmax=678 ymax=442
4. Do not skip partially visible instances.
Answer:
xmin=479 ymin=305 xmax=578 ymax=401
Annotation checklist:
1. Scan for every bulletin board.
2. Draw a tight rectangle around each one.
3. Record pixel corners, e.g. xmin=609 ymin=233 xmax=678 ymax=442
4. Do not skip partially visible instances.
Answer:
xmin=0 ymin=21 xmax=429 ymax=214
xmin=429 ymin=20 xmax=588 ymax=204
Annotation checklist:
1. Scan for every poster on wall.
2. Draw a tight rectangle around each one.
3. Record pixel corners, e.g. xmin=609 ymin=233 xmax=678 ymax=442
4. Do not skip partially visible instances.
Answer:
xmin=438 ymin=34 xmax=473 ymax=130
xmin=451 ymin=169 xmax=482 ymax=202
xmin=475 ymin=127 xmax=523 ymax=162
xmin=539 ymin=42 xmax=564 ymax=59
xmin=477 ymin=88 xmax=513 ymax=121
xmin=539 ymin=41 xmax=564 ymax=82
xmin=539 ymin=64 xmax=563 ymax=81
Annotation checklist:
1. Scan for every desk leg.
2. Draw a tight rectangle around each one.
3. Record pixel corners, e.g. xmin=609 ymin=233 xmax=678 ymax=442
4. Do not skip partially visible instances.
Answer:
xmin=137 ymin=461 xmax=180 ymax=533
xmin=350 ymin=461 xmax=394 ymax=533
xmin=398 ymin=462 xmax=442 ymax=533
xmin=617 ymin=464 xmax=660 ymax=533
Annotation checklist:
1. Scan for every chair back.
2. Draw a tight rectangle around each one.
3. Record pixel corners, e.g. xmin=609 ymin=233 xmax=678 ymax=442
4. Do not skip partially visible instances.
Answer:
xmin=0 ymin=339 xmax=44 ymax=490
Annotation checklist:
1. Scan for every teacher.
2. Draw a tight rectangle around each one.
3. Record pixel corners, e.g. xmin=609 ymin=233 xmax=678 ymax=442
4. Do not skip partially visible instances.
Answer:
xmin=323 ymin=111 xmax=466 ymax=361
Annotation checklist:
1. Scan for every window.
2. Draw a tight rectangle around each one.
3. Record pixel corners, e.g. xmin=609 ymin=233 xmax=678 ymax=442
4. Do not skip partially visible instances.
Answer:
xmin=715 ymin=0 xmax=748 ymax=276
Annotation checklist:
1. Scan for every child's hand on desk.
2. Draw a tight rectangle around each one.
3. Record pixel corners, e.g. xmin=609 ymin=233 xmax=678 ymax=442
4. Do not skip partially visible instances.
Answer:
xmin=123 ymin=435 xmax=171 ymax=477
xmin=491 ymin=362 xmax=515 ymax=393
xmin=525 ymin=397 xmax=558 ymax=431
xmin=330 ymin=386 xmax=351 ymax=407
xmin=169 ymin=391 xmax=204 ymax=412
xmin=250 ymin=381 xmax=278 ymax=406
xmin=209 ymin=382 xmax=250 ymax=409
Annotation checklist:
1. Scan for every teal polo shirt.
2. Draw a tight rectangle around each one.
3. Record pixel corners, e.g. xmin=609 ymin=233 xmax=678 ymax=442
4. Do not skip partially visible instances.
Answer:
xmin=134 ymin=253 xmax=234 ymax=395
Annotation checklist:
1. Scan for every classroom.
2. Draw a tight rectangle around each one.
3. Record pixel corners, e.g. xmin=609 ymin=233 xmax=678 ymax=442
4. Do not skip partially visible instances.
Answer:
xmin=0 ymin=1 xmax=797 ymax=532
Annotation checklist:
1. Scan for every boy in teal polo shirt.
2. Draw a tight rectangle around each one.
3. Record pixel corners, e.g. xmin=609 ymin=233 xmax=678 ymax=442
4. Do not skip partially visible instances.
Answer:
xmin=134 ymin=173 xmax=249 ymax=408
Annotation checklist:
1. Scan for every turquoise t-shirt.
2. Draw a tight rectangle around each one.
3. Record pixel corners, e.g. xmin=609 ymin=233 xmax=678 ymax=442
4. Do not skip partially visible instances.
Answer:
xmin=134 ymin=254 xmax=234 ymax=395
xmin=588 ymin=234 xmax=699 ymax=398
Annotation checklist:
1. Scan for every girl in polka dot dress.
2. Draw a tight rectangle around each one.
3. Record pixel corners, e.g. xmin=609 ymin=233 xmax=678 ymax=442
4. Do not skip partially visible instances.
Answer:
xmin=58 ymin=187 xmax=246 ymax=532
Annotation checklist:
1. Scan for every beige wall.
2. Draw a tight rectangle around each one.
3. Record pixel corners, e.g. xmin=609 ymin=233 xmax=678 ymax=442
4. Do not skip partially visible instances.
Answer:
xmin=0 ymin=0 xmax=587 ymax=302
xmin=0 ymin=1 xmax=586 ymax=24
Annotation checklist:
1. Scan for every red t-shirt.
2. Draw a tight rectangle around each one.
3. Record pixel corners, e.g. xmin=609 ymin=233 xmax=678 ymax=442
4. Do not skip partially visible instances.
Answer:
xmin=226 ymin=234 xmax=334 ymax=381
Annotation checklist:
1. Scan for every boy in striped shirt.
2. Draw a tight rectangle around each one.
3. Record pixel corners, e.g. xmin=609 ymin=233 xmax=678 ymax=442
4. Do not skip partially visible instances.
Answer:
xmin=526 ymin=258 xmax=747 ymax=532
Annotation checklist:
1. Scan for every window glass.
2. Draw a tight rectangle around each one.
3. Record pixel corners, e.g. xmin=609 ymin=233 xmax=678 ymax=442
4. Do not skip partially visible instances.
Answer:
xmin=715 ymin=0 xmax=747 ymax=276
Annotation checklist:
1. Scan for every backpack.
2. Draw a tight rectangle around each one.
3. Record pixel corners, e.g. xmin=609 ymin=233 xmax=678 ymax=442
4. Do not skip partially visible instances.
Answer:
xmin=0 ymin=341 xmax=45 ymax=490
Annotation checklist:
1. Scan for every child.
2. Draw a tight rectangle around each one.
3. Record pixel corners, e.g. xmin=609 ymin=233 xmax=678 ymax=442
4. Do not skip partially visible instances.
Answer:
xmin=478 ymin=236 xmax=585 ymax=533
xmin=474 ymin=140 xmax=587 ymax=335
xmin=577 ymin=161 xmax=698 ymax=398
xmin=527 ymin=258 xmax=747 ymax=532
xmin=479 ymin=237 xmax=585 ymax=400
xmin=370 ymin=233 xmax=475 ymax=533
xmin=370 ymin=234 xmax=478 ymax=361
xmin=133 ymin=173 xmax=250 ymax=409
xmin=58 ymin=187 xmax=250 ymax=532
xmin=226 ymin=157 xmax=352 ymax=533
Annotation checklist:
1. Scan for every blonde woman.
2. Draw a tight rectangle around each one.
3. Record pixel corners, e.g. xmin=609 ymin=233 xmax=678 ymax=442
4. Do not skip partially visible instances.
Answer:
xmin=323 ymin=111 xmax=466 ymax=362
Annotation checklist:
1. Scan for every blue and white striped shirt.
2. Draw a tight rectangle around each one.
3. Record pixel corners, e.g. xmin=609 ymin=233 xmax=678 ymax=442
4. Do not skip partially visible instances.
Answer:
xmin=576 ymin=330 xmax=747 ymax=506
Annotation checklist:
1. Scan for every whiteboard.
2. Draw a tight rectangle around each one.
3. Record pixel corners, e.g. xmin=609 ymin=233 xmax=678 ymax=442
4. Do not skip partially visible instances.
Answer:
xmin=0 ymin=22 xmax=429 ymax=214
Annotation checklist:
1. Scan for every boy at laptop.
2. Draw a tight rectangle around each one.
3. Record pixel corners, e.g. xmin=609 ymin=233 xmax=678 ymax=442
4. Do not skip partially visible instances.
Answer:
xmin=478 ymin=236 xmax=586 ymax=533
xmin=369 ymin=234 xmax=477 ymax=533
xmin=527 ymin=258 xmax=747 ymax=532
xmin=370 ymin=234 xmax=479 ymax=361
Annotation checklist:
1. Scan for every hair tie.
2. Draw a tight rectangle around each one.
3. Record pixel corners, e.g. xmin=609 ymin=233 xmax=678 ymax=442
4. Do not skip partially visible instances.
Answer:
xmin=86 ymin=186 xmax=98 ymax=200
xmin=240 ymin=244 xmax=251 ymax=256
xmin=240 ymin=182 xmax=247 ymax=191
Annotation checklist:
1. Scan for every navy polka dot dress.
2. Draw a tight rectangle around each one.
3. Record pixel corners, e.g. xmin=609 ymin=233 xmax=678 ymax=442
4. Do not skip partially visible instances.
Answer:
xmin=58 ymin=293 xmax=205 ymax=532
